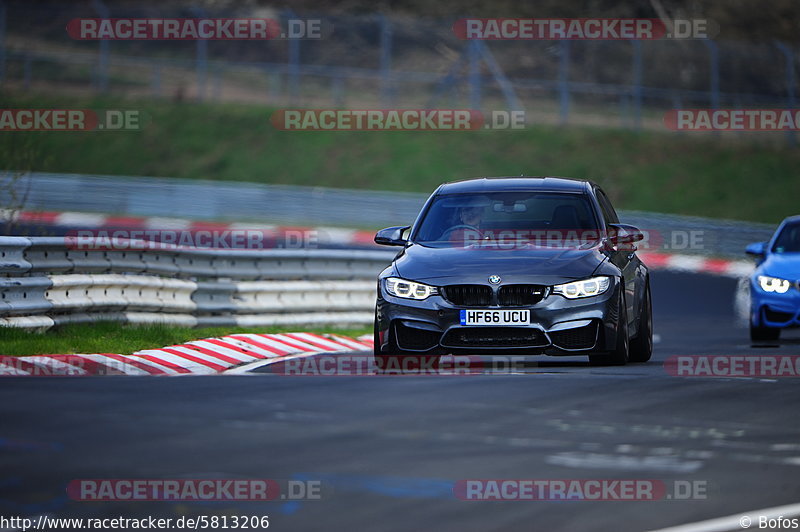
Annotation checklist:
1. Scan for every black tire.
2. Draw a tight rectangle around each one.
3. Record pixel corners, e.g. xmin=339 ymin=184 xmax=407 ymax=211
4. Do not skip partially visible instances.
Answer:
xmin=373 ymin=311 xmax=381 ymax=357
xmin=628 ymin=281 xmax=653 ymax=363
xmin=589 ymin=291 xmax=629 ymax=366
xmin=750 ymin=322 xmax=780 ymax=342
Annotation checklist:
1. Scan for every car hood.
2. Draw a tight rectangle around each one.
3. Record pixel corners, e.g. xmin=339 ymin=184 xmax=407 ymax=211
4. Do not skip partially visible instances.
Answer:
xmin=760 ymin=253 xmax=800 ymax=280
xmin=394 ymin=243 xmax=607 ymax=284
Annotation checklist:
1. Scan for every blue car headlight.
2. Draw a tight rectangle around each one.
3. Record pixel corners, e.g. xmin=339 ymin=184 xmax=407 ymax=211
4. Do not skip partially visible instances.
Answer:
xmin=385 ymin=277 xmax=439 ymax=300
xmin=757 ymin=275 xmax=792 ymax=294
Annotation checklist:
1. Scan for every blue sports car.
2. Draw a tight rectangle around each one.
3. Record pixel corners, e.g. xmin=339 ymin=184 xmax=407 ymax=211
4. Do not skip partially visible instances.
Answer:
xmin=746 ymin=215 xmax=800 ymax=341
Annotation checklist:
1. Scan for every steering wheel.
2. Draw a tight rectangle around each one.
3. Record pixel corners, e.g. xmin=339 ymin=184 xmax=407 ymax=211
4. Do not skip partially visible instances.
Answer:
xmin=442 ymin=225 xmax=482 ymax=240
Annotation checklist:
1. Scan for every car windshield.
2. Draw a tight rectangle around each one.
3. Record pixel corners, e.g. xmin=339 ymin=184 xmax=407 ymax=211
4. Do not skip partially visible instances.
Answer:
xmin=413 ymin=192 xmax=601 ymax=248
xmin=772 ymin=222 xmax=800 ymax=253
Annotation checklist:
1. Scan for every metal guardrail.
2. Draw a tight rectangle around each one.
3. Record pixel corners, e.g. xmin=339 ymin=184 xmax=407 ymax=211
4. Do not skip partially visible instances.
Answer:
xmin=0 ymin=236 xmax=396 ymax=330
xmin=8 ymin=172 xmax=777 ymax=258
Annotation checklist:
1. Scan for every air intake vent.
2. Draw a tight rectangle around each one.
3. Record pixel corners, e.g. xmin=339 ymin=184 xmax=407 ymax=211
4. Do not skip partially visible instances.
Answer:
xmin=442 ymin=327 xmax=548 ymax=348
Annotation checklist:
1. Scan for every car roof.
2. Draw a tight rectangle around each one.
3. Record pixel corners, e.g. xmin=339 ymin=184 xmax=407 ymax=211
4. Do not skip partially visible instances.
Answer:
xmin=437 ymin=176 xmax=594 ymax=194
xmin=780 ymin=215 xmax=800 ymax=225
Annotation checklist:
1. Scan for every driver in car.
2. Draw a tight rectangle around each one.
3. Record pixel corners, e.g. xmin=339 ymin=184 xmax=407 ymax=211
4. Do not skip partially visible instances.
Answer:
xmin=443 ymin=203 xmax=486 ymax=246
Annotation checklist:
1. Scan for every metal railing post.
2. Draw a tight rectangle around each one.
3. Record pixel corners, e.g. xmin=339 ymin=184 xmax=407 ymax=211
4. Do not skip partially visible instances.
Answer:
xmin=701 ymin=39 xmax=720 ymax=137
xmin=775 ymin=41 xmax=797 ymax=146
xmin=558 ymin=40 xmax=571 ymax=125
xmin=23 ymin=52 xmax=31 ymax=89
xmin=378 ymin=14 xmax=392 ymax=107
xmin=91 ymin=0 xmax=110 ymax=93
xmin=468 ymin=39 xmax=481 ymax=111
xmin=190 ymin=6 xmax=208 ymax=102
xmin=631 ymin=39 xmax=643 ymax=131
xmin=286 ymin=9 xmax=300 ymax=105
xmin=0 ymin=1 xmax=6 ymax=84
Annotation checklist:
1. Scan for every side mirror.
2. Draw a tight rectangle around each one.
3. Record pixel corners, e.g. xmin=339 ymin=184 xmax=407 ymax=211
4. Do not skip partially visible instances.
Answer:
xmin=375 ymin=226 xmax=410 ymax=247
xmin=608 ymin=223 xmax=644 ymax=249
xmin=745 ymin=241 xmax=767 ymax=258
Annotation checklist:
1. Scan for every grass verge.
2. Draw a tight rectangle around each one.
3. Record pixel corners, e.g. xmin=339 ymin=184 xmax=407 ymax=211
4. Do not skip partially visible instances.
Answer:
xmin=0 ymin=322 xmax=372 ymax=357
xmin=2 ymin=91 xmax=799 ymax=223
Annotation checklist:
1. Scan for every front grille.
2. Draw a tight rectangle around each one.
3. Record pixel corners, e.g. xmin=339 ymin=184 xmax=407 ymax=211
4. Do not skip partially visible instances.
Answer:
xmin=442 ymin=327 xmax=548 ymax=348
xmin=549 ymin=322 xmax=599 ymax=350
xmin=764 ymin=307 xmax=795 ymax=323
xmin=394 ymin=322 xmax=441 ymax=351
xmin=442 ymin=285 xmax=492 ymax=306
xmin=498 ymin=285 xmax=546 ymax=306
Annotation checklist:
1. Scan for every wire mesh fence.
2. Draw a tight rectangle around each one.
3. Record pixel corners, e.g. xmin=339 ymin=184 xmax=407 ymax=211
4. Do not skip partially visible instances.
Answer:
xmin=1 ymin=2 xmax=798 ymax=134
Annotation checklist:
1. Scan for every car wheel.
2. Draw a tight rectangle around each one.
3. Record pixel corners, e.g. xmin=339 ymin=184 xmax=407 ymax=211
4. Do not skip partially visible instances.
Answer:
xmin=589 ymin=291 xmax=629 ymax=366
xmin=628 ymin=281 xmax=653 ymax=363
xmin=750 ymin=321 xmax=780 ymax=342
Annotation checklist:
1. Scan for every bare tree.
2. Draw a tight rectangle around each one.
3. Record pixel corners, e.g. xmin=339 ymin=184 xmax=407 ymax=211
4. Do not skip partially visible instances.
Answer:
xmin=0 ymin=135 xmax=41 ymax=235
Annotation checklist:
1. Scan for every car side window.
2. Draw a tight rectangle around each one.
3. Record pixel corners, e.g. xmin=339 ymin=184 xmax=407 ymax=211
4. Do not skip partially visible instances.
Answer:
xmin=595 ymin=189 xmax=619 ymax=226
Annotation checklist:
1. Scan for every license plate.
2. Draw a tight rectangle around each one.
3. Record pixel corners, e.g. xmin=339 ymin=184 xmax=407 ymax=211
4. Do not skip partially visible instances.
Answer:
xmin=460 ymin=309 xmax=530 ymax=326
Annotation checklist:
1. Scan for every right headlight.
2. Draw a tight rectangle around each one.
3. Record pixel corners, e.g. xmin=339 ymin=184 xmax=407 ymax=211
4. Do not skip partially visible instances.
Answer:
xmin=384 ymin=277 xmax=439 ymax=300
xmin=552 ymin=276 xmax=611 ymax=299
xmin=757 ymin=275 xmax=792 ymax=294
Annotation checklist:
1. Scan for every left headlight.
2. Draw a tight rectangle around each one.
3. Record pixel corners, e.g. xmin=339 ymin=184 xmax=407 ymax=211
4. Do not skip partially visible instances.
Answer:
xmin=552 ymin=276 xmax=611 ymax=299
xmin=385 ymin=277 xmax=439 ymax=300
xmin=757 ymin=275 xmax=792 ymax=294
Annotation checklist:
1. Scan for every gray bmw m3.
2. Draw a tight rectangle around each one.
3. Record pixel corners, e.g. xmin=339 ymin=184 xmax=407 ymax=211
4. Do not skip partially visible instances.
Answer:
xmin=373 ymin=176 xmax=653 ymax=366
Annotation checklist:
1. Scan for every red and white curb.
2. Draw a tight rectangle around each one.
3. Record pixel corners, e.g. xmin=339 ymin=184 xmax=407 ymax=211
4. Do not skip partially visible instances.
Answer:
xmin=638 ymin=252 xmax=753 ymax=278
xmin=0 ymin=332 xmax=374 ymax=377
xmin=12 ymin=210 xmax=378 ymax=248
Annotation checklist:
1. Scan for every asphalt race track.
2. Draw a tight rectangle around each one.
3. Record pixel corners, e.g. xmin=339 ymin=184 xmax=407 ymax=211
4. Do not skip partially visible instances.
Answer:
xmin=2 ymin=270 xmax=799 ymax=531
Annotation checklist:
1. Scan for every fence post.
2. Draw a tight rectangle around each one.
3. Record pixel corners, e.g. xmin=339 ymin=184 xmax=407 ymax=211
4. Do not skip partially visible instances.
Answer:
xmin=477 ymin=41 xmax=523 ymax=112
xmin=468 ymin=39 xmax=481 ymax=111
xmin=286 ymin=9 xmax=300 ymax=105
xmin=378 ymin=14 xmax=392 ymax=107
xmin=91 ymin=0 xmax=110 ymax=93
xmin=190 ymin=6 xmax=208 ymax=102
xmin=702 ymin=40 xmax=720 ymax=137
xmin=558 ymin=40 xmax=570 ymax=125
xmin=151 ymin=63 xmax=162 ymax=98
xmin=0 ymin=1 xmax=6 ymax=84
xmin=23 ymin=52 xmax=30 ymax=90
xmin=631 ymin=39 xmax=643 ymax=131
xmin=774 ymin=41 xmax=797 ymax=146
xmin=702 ymin=39 xmax=720 ymax=110
xmin=213 ymin=69 xmax=222 ymax=101
xmin=331 ymin=76 xmax=344 ymax=107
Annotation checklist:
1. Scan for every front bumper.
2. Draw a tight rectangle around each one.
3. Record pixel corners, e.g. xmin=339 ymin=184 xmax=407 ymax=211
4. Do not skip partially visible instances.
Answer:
xmin=376 ymin=279 xmax=622 ymax=356
xmin=750 ymin=283 xmax=800 ymax=329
